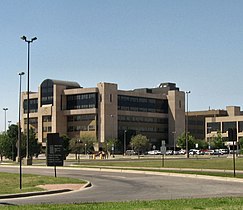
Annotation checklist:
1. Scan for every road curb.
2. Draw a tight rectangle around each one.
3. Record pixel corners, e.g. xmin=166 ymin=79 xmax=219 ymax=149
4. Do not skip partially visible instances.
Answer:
xmin=0 ymin=181 xmax=92 ymax=199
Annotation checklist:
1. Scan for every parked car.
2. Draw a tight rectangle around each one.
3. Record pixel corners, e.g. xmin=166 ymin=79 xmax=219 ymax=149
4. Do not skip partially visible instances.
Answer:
xmin=204 ymin=149 xmax=214 ymax=155
xmin=219 ymin=149 xmax=229 ymax=154
xmin=125 ymin=150 xmax=136 ymax=155
xmin=213 ymin=149 xmax=224 ymax=155
xmin=189 ymin=149 xmax=200 ymax=155
xmin=165 ymin=150 xmax=173 ymax=155
xmin=173 ymin=150 xmax=180 ymax=155
xmin=178 ymin=149 xmax=186 ymax=155
xmin=147 ymin=150 xmax=161 ymax=155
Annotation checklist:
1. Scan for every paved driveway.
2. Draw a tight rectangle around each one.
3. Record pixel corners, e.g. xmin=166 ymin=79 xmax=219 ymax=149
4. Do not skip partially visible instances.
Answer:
xmin=0 ymin=166 xmax=243 ymax=205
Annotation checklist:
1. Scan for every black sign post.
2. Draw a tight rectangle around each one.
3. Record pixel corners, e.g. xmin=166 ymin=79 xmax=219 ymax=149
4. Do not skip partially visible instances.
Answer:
xmin=228 ymin=128 xmax=237 ymax=177
xmin=46 ymin=133 xmax=64 ymax=177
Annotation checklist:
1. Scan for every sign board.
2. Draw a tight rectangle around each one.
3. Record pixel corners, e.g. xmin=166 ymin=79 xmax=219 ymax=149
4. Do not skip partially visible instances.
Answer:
xmin=160 ymin=146 xmax=166 ymax=155
xmin=46 ymin=133 xmax=64 ymax=166
xmin=161 ymin=140 xmax=166 ymax=147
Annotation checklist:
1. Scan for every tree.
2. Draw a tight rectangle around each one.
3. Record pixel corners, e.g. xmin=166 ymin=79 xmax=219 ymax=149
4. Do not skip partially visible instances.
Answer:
xmin=0 ymin=133 xmax=12 ymax=160
xmin=130 ymin=134 xmax=150 ymax=156
xmin=239 ymin=137 xmax=243 ymax=154
xmin=69 ymin=134 xmax=97 ymax=155
xmin=22 ymin=128 xmax=41 ymax=158
xmin=0 ymin=125 xmax=40 ymax=161
xmin=7 ymin=124 xmax=18 ymax=161
xmin=177 ymin=133 xmax=195 ymax=150
xmin=194 ymin=139 xmax=208 ymax=150
xmin=0 ymin=133 xmax=4 ymax=161
xmin=210 ymin=131 xmax=224 ymax=149
xmin=105 ymin=138 xmax=118 ymax=155
xmin=61 ymin=134 xmax=71 ymax=160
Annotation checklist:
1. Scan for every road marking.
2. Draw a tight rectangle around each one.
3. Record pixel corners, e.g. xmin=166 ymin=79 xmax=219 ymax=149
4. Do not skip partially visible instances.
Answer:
xmin=100 ymin=175 xmax=126 ymax=179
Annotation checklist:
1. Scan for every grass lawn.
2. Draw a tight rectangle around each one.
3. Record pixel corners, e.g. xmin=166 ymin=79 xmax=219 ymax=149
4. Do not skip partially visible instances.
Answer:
xmin=1 ymin=197 xmax=243 ymax=209
xmin=0 ymin=172 xmax=86 ymax=195
xmin=75 ymin=156 xmax=243 ymax=171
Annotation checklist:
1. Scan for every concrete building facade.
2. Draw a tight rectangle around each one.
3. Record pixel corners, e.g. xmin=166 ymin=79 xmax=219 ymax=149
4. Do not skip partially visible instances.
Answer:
xmin=205 ymin=106 xmax=243 ymax=148
xmin=188 ymin=109 xmax=228 ymax=140
xmin=21 ymin=79 xmax=185 ymax=151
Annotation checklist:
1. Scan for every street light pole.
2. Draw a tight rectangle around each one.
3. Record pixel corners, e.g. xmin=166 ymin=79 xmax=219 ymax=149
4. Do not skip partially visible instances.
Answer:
xmin=85 ymin=143 xmax=87 ymax=156
xmin=21 ymin=36 xmax=37 ymax=165
xmin=3 ymin=108 xmax=8 ymax=133
xmin=8 ymin=120 xmax=14 ymax=161
xmin=172 ymin=131 xmax=176 ymax=154
xmin=18 ymin=71 xmax=25 ymax=189
xmin=124 ymin=130 xmax=127 ymax=156
xmin=186 ymin=91 xmax=191 ymax=158
xmin=207 ymin=127 xmax=212 ymax=150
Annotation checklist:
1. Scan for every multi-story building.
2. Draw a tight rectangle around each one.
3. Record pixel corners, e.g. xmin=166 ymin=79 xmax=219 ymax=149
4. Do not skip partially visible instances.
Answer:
xmin=188 ymin=109 xmax=227 ymax=140
xmin=206 ymin=106 xmax=243 ymax=149
xmin=21 ymin=79 xmax=185 ymax=151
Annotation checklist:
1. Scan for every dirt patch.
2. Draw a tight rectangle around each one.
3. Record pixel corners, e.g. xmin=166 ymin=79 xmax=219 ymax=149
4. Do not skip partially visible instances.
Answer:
xmin=37 ymin=184 xmax=85 ymax=191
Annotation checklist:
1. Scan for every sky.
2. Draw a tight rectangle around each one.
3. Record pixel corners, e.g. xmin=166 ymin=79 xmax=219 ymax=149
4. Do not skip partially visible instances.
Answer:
xmin=0 ymin=0 xmax=243 ymax=131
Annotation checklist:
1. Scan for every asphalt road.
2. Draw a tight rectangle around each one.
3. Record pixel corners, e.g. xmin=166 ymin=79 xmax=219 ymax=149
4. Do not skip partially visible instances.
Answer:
xmin=1 ymin=166 xmax=243 ymax=205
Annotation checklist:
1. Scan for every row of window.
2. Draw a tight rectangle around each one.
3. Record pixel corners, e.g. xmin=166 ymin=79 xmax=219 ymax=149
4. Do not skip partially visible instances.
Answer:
xmin=24 ymin=117 xmax=52 ymax=124
xmin=118 ymin=115 xmax=168 ymax=124
xmin=118 ymin=126 xmax=168 ymax=133
xmin=207 ymin=121 xmax=243 ymax=133
xmin=24 ymin=94 xmax=168 ymax=114
xmin=43 ymin=116 xmax=52 ymax=122
xmin=67 ymin=114 xmax=96 ymax=122
xmin=67 ymin=93 xmax=96 ymax=100
xmin=23 ymin=99 xmax=38 ymax=113
xmin=118 ymin=95 xmax=168 ymax=113
xmin=66 ymin=93 xmax=98 ymax=110
xmin=43 ymin=126 xmax=52 ymax=132
xmin=67 ymin=125 xmax=96 ymax=132
xmin=188 ymin=119 xmax=204 ymax=126
xmin=24 ymin=118 xmax=38 ymax=124
xmin=41 ymin=79 xmax=54 ymax=106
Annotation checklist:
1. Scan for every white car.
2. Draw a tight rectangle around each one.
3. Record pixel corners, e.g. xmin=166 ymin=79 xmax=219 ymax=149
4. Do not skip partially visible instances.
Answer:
xmin=147 ymin=150 xmax=161 ymax=155
xmin=179 ymin=149 xmax=186 ymax=155
xmin=189 ymin=149 xmax=200 ymax=155
xmin=165 ymin=150 xmax=173 ymax=155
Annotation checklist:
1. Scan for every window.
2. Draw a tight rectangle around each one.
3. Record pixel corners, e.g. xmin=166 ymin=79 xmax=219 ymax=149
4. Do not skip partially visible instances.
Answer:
xmin=207 ymin=122 xmax=221 ymax=133
xmin=118 ymin=95 xmax=168 ymax=113
xmin=43 ymin=116 xmax=52 ymax=122
xmin=67 ymin=114 xmax=96 ymax=122
xmin=23 ymin=99 xmax=38 ymax=113
xmin=66 ymin=93 xmax=98 ymax=110
xmin=40 ymin=79 xmax=53 ymax=106
xmin=222 ymin=122 xmax=236 ymax=133
xmin=88 ymin=125 xmax=95 ymax=131
xmin=239 ymin=121 xmax=243 ymax=132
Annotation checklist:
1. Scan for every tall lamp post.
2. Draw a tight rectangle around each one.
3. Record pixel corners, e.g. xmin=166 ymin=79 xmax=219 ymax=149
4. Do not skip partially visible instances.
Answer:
xmin=8 ymin=120 xmax=14 ymax=161
xmin=124 ymin=130 xmax=127 ymax=156
xmin=207 ymin=127 xmax=212 ymax=150
xmin=18 ymin=71 xmax=25 ymax=189
xmin=186 ymin=91 xmax=191 ymax=158
xmin=21 ymin=36 xmax=37 ymax=165
xmin=172 ymin=131 xmax=176 ymax=153
xmin=3 ymin=108 xmax=8 ymax=133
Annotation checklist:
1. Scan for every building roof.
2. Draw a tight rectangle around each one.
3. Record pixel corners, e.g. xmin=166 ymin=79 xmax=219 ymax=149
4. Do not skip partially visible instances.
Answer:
xmin=41 ymin=79 xmax=81 ymax=89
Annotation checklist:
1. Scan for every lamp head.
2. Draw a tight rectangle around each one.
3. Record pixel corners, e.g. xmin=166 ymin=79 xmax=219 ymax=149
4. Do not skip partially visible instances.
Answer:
xmin=21 ymin=36 xmax=27 ymax=41
xmin=19 ymin=72 xmax=25 ymax=76
xmin=31 ymin=37 xmax=37 ymax=42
